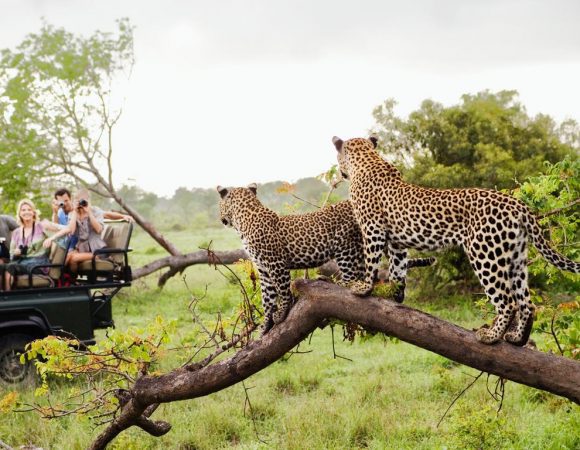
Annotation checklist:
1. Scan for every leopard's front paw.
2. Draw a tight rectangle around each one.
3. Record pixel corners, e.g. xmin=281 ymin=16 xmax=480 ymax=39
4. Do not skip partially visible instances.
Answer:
xmin=475 ymin=324 xmax=500 ymax=344
xmin=504 ymin=321 xmax=533 ymax=347
xmin=349 ymin=280 xmax=373 ymax=296
xmin=503 ymin=330 xmax=525 ymax=346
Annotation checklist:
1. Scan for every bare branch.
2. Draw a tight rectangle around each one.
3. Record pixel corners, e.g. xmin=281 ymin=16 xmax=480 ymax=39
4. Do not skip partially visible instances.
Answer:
xmin=539 ymin=198 xmax=580 ymax=219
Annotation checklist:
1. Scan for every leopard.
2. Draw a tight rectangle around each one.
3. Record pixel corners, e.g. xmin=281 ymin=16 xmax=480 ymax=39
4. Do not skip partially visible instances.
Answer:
xmin=332 ymin=135 xmax=579 ymax=346
xmin=217 ymin=183 xmax=434 ymax=334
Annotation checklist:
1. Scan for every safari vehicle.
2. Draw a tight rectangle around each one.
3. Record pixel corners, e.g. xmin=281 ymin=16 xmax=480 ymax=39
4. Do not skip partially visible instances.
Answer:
xmin=0 ymin=220 xmax=133 ymax=384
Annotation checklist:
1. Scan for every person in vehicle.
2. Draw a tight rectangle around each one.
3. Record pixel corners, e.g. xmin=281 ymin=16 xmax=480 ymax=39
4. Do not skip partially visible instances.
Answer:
xmin=51 ymin=187 xmax=134 ymax=225
xmin=1 ymin=199 xmax=51 ymax=291
xmin=0 ymin=214 xmax=18 ymax=264
xmin=0 ymin=214 xmax=18 ymax=249
xmin=44 ymin=189 xmax=107 ymax=274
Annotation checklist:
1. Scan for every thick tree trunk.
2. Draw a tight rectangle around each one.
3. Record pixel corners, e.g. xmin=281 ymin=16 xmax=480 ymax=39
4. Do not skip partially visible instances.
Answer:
xmin=90 ymin=279 xmax=580 ymax=449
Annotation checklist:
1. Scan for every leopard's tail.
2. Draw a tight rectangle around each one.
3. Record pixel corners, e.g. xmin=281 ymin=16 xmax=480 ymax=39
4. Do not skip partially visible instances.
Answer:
xmin=522 ymin=209 xmax=580 ymax=273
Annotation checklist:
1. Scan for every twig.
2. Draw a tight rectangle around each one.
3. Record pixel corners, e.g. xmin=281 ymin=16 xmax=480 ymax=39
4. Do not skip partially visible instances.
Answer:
xmin=550 ymin=310 xmax=565 ymax=356
xmin=242 ymin=381 xmax=268 ymax=445
xmin=437 ymin=371 xmax=484 ymax=427
xmin=0 ymin=439 xmax=13 ymax=450
xmin=538 ymin=198 xmax=580 ymax=219
xmin=290 ymin=193 xmax=321 ymax=209
xmin=320 ymin=180 xmax=342 ymax=209
xmin=330 ymin=324 xmax=353 ymax=362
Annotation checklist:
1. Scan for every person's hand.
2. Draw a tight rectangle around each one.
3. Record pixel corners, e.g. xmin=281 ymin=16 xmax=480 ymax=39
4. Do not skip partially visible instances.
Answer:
xmin=43 ymin=237 xmax=53 ymax=249
xmin=122 ymin=214 xmax=135 ymax=222
xmin=51 ymin=199 xmax=61 ymax=214
xmin=77 ymin=199 xmax=90 ymax=213
xmin=13 ymin=247 xmax=22 ymax=257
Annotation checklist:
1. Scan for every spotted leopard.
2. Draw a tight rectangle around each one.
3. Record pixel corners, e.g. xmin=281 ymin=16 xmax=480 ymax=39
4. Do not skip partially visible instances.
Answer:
xmin=332 ymin=136 xmax=579 ymax=346
xmin=217 ymin=184 xmax=433 ymax=334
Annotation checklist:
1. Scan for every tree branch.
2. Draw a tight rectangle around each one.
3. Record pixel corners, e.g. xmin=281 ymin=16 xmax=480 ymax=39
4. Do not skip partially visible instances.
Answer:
xmin=538 ymin=198 xmax=580 ymax=219
xmin=89 ymin=279 xmax=580 ymax=449
xmin=131 ymin=251 xmax=434 ymax=283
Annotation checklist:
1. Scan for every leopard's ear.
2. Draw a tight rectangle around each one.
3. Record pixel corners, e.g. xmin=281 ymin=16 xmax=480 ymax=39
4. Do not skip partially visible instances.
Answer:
xmin=369 ymin=137 xmax=378 ymax=148
xmin=332 ymin=136 xmax=343 ymax=152
xmin=217 ymin=186 xmax=228 ymax=198
xmin=247 ymin=183 xmax=258 ymax=195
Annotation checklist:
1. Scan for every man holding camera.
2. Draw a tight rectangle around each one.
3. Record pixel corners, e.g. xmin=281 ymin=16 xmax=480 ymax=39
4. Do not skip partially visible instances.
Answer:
xmin=51 ymin=188 xmax=133 ymax=226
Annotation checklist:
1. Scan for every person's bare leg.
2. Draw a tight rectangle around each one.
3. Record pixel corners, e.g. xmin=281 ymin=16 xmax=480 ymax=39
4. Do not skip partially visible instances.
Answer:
xmin=3 ymin=271 xmax=12 ymax=291
xmin=68 ymin=252 xmax=93 ymax=274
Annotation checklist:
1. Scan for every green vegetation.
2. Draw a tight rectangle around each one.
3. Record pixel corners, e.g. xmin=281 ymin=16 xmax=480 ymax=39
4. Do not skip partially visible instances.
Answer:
xmin=371 ymin=91 xmax=577 ymax=190
xmin=0 ymin=19 xmax=134 ymax=214
xmin=0 ymin=19 xmax=578 ymax=450
xmin=1 ymin=226 xmax=578 ymax=449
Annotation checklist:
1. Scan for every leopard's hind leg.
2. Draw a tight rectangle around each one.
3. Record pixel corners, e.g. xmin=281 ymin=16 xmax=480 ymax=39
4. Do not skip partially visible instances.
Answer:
xmin=504 ymin=233 xmax=535 ymax=346
xmin=257 ymin=268 xmax=277 ymax=336
xmin=468 ymin=237 xmax=517 ymax=345
xmin=334 ymin=243 xmax=365 ymax=288
xmin=271 ymin=267 xmax=294 ymax=325
xmin=386 ymin=245 xmax=408 ymax=303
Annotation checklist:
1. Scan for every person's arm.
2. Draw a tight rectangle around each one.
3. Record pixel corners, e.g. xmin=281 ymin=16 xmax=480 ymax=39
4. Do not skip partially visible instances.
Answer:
xmin=67 ymin=210 xmax=78 ymax=235
xmin=104 ymin=211 xmax=134 ymax=222
xmin=87 ymin=207 xmax=104 ymax=234
xmin=42 ymin=224 xmax=73 ymax=248
xmin=10 ymin=226 xmax=22 ymax=258
xmin=50 ymin=199 xmax=61 ymax=223
xmin=40 ymin=219 xmax=66 ymax=232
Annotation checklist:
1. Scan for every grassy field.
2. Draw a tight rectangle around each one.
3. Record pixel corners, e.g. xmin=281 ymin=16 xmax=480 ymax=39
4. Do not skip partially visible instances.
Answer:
xmin=1 ymin=226 xmax=578 ymax=449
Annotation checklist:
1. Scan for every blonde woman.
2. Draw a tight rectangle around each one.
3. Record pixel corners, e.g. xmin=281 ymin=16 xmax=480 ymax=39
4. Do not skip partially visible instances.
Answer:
xmin=2 ymin=199 xmax=51 ymax=291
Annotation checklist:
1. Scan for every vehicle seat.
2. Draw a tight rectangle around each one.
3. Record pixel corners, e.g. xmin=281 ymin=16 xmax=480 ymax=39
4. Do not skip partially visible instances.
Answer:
xmin=13 ymin=242 xmax=68 ymax=289
xmin=77 ymin=220 xmax=133 ymax=283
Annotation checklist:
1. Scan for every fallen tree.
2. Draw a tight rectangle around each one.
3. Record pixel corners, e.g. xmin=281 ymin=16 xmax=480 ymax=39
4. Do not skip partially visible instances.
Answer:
xmin=131 ymin=250 xmax=434 ymax=286
xmin=89 ymin=279 xmax=580 ymax=449
xmin=132 ymin=249 xmax=249 ymax=286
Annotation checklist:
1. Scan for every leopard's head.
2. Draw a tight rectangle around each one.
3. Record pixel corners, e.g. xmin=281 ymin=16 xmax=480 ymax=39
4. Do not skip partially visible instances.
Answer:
xmin=332 ymin=136 xmax=378 ymax=180
xmin=217 ymin=183 xmax=258 ymax=227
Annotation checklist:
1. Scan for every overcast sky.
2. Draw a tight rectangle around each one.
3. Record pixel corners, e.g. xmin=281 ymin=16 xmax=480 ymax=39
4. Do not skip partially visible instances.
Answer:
xmin=1 ymin=0 xmax=579 ymax=196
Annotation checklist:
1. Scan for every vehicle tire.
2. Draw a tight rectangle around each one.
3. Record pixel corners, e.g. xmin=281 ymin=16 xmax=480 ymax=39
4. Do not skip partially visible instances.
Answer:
xmin=0 ymin=334 xmax=36 ymax=385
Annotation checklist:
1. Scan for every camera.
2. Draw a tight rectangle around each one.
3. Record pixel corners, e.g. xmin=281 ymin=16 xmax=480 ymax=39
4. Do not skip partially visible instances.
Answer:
xmin=19 ymin=244 xmax=28 ymax=256
xmin=78 ymin=199 xmax=88 ymax=207
xmin=58 ymin=202 xmax=65 ymax=208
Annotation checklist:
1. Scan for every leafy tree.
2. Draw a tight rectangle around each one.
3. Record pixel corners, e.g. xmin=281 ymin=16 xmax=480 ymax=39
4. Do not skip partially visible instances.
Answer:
xmin=371 ymin=90 xmax=578 ymax=190
xmin=0 ymin=19 xmax=182 ymax=258
xmin=0 ymin=19 xmax=133 ymax=212
xmin=512 ymin=158 xmax=579 ymax=289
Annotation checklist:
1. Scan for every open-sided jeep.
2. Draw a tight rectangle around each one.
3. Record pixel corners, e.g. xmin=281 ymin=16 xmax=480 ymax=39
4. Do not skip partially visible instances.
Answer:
xmin=0 ymin=220 xmax=133 ymax=384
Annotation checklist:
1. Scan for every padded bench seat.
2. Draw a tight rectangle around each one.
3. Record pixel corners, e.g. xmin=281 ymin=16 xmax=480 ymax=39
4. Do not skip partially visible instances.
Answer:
xmin=77 ymin=220 xmax=133 ymax=284
xmin=12 ymin=242 xmax=68 ymax=289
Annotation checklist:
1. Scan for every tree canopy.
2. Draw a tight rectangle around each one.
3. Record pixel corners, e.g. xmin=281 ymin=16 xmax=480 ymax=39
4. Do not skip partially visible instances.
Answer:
xmin=0 ymin=18 xmax=133 ymax=213
xmin=371 ymin=90 xmax=579 ymax=190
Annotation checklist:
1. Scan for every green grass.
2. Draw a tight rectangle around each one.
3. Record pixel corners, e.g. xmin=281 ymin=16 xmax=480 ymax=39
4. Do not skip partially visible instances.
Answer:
xmin=1 ymin=227 xmax=578 ymax=449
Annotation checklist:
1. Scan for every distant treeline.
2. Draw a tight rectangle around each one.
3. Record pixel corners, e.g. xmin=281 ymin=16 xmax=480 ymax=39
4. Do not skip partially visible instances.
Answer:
xmin=101 ymin=177 xmax=349 ymax=230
